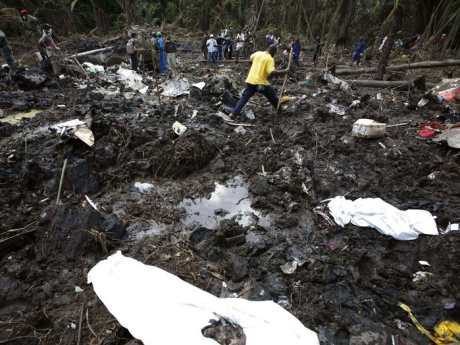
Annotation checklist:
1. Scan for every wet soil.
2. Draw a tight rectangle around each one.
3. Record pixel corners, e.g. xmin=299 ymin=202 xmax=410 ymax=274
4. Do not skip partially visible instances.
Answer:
xmin=1 ymin=37 xmax=460 ymax=345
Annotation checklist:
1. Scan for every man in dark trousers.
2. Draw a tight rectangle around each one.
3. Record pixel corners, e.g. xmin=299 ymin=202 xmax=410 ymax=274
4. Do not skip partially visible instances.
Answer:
xmin=0 ymin=30 xmax=16 ymax=71
xmin=291 ymin=37 xmax=301 ymax=66
xmin=126 ymin=32 xmax=139 ymax=71
xmin=312 ymin=35 xmax=322 ymax=65
xmin=231 ymin=45 xmax=288 ymax=117
xmin=201 ymin=33 xmax=208 ymax=61
xmin=38 ymin=24 xmax=60 ymax=72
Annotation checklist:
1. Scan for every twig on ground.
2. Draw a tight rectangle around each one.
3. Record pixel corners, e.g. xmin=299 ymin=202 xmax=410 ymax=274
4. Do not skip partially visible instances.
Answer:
xmin=77 ymin=303 xmax=84 ymax=345
xmin=86 ymin=308 xmax=98 ymax=339
xmin=269 ymin=127 xmax=276 ymax=144
xmin=56 ymin=158 xmax=68 ymax=205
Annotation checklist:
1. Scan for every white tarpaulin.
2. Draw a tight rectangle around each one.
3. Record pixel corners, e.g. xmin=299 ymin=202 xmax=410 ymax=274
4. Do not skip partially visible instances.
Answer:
xmin=328 ymin=196 xmax=438 ymax=240
xmin=88 ymin=251 xmax=319 ymax=345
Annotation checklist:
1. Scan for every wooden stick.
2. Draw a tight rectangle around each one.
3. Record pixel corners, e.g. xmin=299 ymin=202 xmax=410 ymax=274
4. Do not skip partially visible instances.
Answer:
xmin=76 ymin=303 xmax=84 ymax=345
xmin=69 ymin=46 xmax=114 ymax=59
xmin=277 ymin=50 xmax=293 ymax=113
xmin=73 ymin=58 xmax=88 ymax=79
xmin=270 ymin=128 xmax=276 ymax=144
xmin=86 ymin=308 xmax=98 ymax=339
xmin=386 ymin=122 xmax=410 ymax=128
xmin=56 ymin=158 xmax=68 ymax=205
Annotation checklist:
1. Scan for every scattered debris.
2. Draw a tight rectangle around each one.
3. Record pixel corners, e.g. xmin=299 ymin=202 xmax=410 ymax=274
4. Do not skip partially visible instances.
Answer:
xmin=172 ymin=121 xmax=187 ymax=136
xmin=134 ymin=182 xmax=154 ymax=193
xmin=117 ymin=67 xmax=148 ymax=94
xmin=234 ymin=126 xmax=247 ymax=135
xmin=322 ymin=72 xmax=350 ymax=91
xmin=352 ymin=119 xmax=386 ymax=139
xmin=50 ymin=119 xmax=95 ymax=147
xmin=161 ymin=79 xmax=190 ymax=97
xmin=412 ymin=271 xmax=433 ymax=283
xmin=192 ymin=81 xmax=206 ymax=90
xmin=82 ymin=62 xmax=105 ymax=74
xmin=432 ymin=78 xmax=460 ymax=103
xmin=327 ymin=103 xmax=347 ymax=116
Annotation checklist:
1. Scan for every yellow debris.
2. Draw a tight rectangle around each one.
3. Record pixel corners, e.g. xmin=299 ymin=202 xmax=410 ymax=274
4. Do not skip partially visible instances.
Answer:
xmin=399 ymin=303 xmax=460 ymax=345
xmin=280 ymin=96 xmax=296 ymax=104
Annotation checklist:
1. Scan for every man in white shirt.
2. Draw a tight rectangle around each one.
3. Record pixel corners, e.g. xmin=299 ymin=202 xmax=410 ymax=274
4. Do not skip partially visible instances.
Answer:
xmin=206 ymin=34 xmax=218 ymax=65
xmin=235 ymin=32 xmax=246 ymax=61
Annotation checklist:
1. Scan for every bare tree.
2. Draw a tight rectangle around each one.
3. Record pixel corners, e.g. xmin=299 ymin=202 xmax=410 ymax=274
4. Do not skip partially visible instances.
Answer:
xmin=375 ymin=0 xmax=403 ymax=80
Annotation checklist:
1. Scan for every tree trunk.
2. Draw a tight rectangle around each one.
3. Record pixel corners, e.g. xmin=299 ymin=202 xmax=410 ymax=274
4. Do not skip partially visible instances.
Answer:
xmin=117 ymin=0 xmax=137 ymax=26
xmin=375 ymin=6 xmax=402 ymax=80
xmin=327 ymin=0 xmax=354 ymax=46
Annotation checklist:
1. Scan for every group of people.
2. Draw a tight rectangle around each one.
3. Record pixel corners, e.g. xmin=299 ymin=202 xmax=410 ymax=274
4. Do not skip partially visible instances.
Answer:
xmin=202 ymin=31 xmax=251 ymax=65
xmin=0 ymin=9 xmax=61 ymax=75
xmin=126 ymin=31 xmax=177 ymax=75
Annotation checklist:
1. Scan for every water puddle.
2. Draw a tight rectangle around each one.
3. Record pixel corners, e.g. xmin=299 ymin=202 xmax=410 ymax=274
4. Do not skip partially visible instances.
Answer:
xmin=179 ymin=176 xmax=271 ymax=229
xmin=0 ymin=109 xmax=41 ymax=125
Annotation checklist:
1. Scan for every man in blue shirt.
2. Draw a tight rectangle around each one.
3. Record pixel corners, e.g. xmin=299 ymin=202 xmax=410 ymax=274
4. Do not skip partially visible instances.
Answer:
xmin=291 ymin=37 xmax=301 ymax=66
xmin=352 ymin=38 xmax=366 ymax=66
xmin=154 ymin=32 xmax=168 ymax=74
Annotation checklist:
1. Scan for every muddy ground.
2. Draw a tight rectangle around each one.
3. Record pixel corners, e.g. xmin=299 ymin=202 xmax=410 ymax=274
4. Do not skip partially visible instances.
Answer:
xmin=1 ymin=35 xmax=460 ymax=345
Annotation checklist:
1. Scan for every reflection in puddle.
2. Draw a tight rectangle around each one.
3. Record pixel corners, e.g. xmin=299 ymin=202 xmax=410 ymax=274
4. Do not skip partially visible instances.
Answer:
xmin=179 ymin=176 xmax=270 ymax=229
xmin=0 ymin=109 xmax=41 ymax=125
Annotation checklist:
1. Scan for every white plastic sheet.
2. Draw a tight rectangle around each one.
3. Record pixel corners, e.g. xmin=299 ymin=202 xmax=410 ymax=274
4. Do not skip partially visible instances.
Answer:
xmin=117 ymin=67 xmax=148 ymax=94
xmin=328 ymin=196 xmax=438 ymax=240
xmin=88 ymin=251 xmax=319 ymax=345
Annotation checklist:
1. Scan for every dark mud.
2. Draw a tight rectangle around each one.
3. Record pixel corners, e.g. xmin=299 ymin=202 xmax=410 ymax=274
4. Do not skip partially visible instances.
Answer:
xmin=1 ymin=40 xmax=460 ymax=345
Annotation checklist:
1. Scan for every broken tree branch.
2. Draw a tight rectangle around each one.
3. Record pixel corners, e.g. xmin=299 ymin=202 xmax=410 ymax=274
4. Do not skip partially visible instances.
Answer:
xmin=277 ymin=51 xmax=293 ymax=113
xmin=336 ymin=59 xmax=460 ymax=75
xmin=77 ymin=303 xmax=84 ymax=345
xmin=69 ymin=46 xmax=114 ymax=59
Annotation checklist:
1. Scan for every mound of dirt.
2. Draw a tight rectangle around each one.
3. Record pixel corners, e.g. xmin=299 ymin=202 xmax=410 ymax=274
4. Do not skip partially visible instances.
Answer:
xmin=153 ymin=131 xmax=217 ymax=178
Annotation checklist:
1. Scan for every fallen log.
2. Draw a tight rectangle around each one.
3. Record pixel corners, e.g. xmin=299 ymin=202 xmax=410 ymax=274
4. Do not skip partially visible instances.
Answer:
xmin=69 ymin=46 xmax=114 ymax=59
xmin=199 ymin=59 xmax=250 ymax=64
xmin=347 ymin=79 xmax=435 ymax=89
xmin=336 ymin=59 xmax=460 ymax=75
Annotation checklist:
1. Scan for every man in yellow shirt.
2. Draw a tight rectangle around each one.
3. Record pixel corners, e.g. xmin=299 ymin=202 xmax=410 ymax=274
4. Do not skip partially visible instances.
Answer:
xmin=231 ymin=45 xmax=288 ymax=116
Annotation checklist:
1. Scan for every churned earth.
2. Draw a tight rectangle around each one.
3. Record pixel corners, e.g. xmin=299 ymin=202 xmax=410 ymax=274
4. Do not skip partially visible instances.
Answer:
xmin=1 ymin=33 xmax=459 ymax=345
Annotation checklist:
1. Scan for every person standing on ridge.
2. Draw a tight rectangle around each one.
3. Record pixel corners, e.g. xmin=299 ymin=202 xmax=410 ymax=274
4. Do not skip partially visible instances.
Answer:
xmin=352 ymin=38 xmax=366 ymax=66
xmin=291 ymin=37 xmax=301 ymax=66
xmin=155 ymin=32 xmax=168 ymax=74
xmin=38 ymin=24 xmax=60 ymax=72
xmin=126 ymin=32 xmax=139 ymax=71
xmin=206 ymin=34 xmax=218 ymax=65
xmin=0 ymin=30 xmax=16 ymax=71
xmin=165 ymin=34 xmax=178 ymax=74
